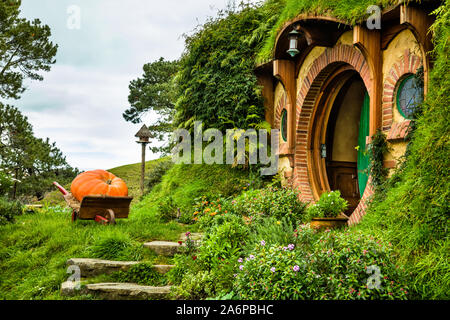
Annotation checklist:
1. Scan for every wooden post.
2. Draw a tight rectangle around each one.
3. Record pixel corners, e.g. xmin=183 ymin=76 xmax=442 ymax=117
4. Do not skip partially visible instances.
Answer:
xmin=140 ymin=142 xmax=146 ymax=196
xmin=135 ymin=125 xmax=152 ymax=196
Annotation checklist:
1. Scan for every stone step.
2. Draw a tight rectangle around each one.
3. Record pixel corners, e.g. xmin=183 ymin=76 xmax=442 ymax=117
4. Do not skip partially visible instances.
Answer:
xmin=67 ymin=258 xmax=174 ymax=277
xmin=143 ymin=241 xmax=185 ymax=256
xmin=61 ymin=281 xmax=171 ymax=300
xmin=179 ymin=232 xmax=203 ymax=241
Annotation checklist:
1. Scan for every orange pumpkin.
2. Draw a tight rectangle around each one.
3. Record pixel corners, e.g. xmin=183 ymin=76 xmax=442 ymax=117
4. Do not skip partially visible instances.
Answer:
xmin=70 ymin=169 xmax=128 ymax=202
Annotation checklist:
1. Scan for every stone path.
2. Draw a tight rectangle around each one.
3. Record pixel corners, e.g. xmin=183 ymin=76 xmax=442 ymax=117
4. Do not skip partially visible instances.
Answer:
xmin=67 ymin=258 xmax=174 ymax=277
xmin=61 ymin=281 xmax=171 ymax=300
xmin=60 ymin=232 xmax=201 ymax=300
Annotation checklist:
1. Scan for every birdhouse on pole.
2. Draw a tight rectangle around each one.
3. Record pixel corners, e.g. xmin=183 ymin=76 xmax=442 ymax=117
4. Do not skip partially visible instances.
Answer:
xmin=135 ymin=124 xmax=152 ymax=143
xmin=135 ymin=125 xmax=152 ymax=196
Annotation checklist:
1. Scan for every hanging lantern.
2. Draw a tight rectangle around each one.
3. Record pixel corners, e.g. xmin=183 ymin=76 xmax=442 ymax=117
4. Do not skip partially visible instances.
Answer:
xmin=287 ymin=28 xmax=301 ymax=58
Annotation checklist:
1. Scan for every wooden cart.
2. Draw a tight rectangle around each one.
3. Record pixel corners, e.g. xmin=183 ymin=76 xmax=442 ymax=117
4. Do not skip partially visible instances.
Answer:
xmin=53 ymin=182 xmax=133 ymax=225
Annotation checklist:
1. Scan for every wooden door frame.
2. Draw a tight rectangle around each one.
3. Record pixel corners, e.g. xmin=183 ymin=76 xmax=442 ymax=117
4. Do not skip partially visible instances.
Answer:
xmin=307 ymin=65 xmax=362 ymax=201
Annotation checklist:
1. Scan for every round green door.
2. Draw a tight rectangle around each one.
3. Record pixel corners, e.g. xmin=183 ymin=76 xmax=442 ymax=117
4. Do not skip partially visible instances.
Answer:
xmin=357 ymin=92 xmax=370 ymax=196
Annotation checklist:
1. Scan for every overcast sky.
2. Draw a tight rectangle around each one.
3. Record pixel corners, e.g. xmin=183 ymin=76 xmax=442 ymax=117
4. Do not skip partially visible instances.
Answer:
xmin=8 ymin=0 xmax=259 ymax=171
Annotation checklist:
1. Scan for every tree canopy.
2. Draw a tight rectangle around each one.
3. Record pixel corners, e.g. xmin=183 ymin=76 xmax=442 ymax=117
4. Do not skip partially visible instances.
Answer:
xmin=0 ymin=0 xmax=58 ymax=99
xmin=173 ymin=2 xmax=281 ymax=132
xmin=123 ymin=58 xmax=179 ymax=154
xmin=0 ymin=103 xmax=78 ymax=200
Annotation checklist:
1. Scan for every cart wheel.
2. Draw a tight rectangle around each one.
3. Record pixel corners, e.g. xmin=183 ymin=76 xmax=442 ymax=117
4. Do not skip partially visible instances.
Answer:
xmin=71 ymin=210 xmax=78 ymax=222
xmin=106 ymin=209 xmax=116 ymax=225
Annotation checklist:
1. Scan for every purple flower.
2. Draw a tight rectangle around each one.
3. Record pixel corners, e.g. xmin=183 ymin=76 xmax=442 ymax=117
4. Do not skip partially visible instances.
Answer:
xmin=238 ymin=258 xmax=243 ymax=263
xmin=260 ymin=240 xmax=266 ymax=246
xmin=293 ymin=265 xmax=300 ymax=272
xmin=288 ymin=244 xmax=295 ymax=251
xmin=270 ymin=267 xmax=276 ymax=273
xmin=249 ymin=255 xmax=255 ymax=260
xmin=239 ymin=265 xmax=244 ymax=270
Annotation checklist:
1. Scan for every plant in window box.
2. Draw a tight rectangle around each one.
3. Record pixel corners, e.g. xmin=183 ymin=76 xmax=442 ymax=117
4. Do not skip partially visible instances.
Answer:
xmin=306 ymin=191 xmax=349 ymax=230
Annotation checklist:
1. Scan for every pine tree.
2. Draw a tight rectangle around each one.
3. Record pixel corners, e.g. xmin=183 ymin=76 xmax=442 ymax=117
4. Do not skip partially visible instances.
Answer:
xmin=123 ymin=58 xmax=179 ymax=154
xmin=0 ymin=0 xmax=58 ymax=99
xmin=0 ymin=103 xmax=78 ymax=200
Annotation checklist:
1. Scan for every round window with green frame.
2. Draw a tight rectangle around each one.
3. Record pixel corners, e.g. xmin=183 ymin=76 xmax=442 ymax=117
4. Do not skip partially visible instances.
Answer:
xmin=396 ymin=74 xmax=424 ymax=119
xmin=281 ymin=109 xmax=288 ymax=142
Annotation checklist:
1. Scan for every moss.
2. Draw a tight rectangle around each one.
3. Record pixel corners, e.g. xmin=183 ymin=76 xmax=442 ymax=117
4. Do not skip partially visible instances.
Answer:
xmin=258 ymin=0 xmax=399 ymax=62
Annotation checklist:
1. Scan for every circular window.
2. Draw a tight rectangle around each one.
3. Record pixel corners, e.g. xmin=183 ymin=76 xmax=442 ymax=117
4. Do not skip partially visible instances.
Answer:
xmin=396 ymin=75 xmax=423 ymax=119
xmin=281 ymin=109 xmax=288 ymax=142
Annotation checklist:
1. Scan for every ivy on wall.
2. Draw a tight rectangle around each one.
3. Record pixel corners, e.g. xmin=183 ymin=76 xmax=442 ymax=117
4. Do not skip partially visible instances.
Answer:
xmin=174 ymin=1 xmax=283 ymax=132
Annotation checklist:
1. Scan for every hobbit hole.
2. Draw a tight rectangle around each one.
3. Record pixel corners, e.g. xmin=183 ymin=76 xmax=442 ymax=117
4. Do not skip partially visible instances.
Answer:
xmin=255 ymin=2 xmax=435 ymax=225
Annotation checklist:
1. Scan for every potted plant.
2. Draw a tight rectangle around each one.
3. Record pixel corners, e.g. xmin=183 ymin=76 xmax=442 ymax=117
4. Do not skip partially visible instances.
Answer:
xmin=306 ymin=191 xmax=349 ymax=230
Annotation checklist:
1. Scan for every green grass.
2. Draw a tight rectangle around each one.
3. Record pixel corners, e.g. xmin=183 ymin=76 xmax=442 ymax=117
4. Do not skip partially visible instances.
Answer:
xmin=0 ymin=159 xmax=250 ymax=299
xmin=0 ymin=202 xmax=185 ymax=299
xmin=144 ymin=163 xmax=252 ymax=215
xmin=40 ymin=158 xmax=165 ymax=207
xmin=108 ymin=157 xmax=169 ymax=201
xmin=258 ymin=0 xmax=398 ymax=62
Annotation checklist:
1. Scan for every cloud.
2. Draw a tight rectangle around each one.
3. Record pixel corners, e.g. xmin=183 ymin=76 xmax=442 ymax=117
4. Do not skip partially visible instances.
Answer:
xmin=11 ymin=0 xmax=259 ymax=171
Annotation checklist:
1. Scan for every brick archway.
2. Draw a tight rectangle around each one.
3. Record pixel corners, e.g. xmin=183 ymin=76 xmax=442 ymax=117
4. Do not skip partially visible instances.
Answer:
xmin=382 ymin=49 xmax=422 ymax=132
xmin=292 ymin=44 xmax=374 ymax=225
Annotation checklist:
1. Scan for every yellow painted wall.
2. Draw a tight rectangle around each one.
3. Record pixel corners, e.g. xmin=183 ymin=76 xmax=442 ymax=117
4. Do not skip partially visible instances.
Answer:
xmin=383 ymin=29 xmax=422 ymax=125
xmin=296 ymin=46 xmax=326 ymax=94
xmin=274 ymin=82 xmax=285 ymax=117
xmin=336 ymin=30 xmax=353 ymax=46
xmin=278 ymin=156 xmax=293 ymax=185
xmin=382 ymin=29 xmax=422 ymax=171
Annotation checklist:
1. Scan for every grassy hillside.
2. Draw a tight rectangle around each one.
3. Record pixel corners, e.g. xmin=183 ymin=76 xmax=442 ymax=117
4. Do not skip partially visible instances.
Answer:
xmin=40 ymin=158 xmax=164 ymax=206
xmin=108 ymin=158 xmax=168 ymax=202
xmin=144 ymin=163 xmax=252 ymax=216
xmin=0 ymin=158 xmax=253 ymax=299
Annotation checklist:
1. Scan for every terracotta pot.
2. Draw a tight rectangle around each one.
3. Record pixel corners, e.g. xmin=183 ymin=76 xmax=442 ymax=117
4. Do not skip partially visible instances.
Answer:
xmin=310 ymin=216 xmax=349 ymax=230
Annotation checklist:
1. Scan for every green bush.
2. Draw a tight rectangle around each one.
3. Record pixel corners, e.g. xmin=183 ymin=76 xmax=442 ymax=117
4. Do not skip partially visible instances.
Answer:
xmin=305 ymin=191 xmax=348 ymax=219
xmin=197 ymin=215 xmax=249 ymax=269
xmin=171 ymin=215 xmax=250 ymax=299
xmin=232 ymin=186 xmax=307 ymax=225
xmin=244 ymin=216 xmax=296 ymax=251
xmin=171 ymin=270 xmax=216 ymax=299
xmin=0 ymin=171 xmax=13 ymax=197
xmin=146 ymin=159 xmax=174 ymax=191
xmin=174 ymin=2 xmax=282 ymax=132
xmin=191 ymin=195 xmax=234 ymax=229
xmin=0 ymin=197 xmax=23 ymax=225
xmin=157 ymin=196 xmax=178 ymax=222
xmin=234 ymin=225 xmax=410 ymax=300
xmin=167 ymin=254 xmax=197 ymax=286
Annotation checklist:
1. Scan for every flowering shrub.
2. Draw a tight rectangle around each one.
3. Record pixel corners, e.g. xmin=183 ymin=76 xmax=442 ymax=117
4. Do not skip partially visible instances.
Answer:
xmin=234 ymin=225 xmax=410 ymax=300
xmin=232 ymin=186 xmax=307 ymax=225
xmin=171 ymin=215 xmax=250 ymax=299
xmin=197 ymin=215 xmax=249 ymax=269
xmin=306 ymin=190 xmax=348 ymax=219
xmin=244 ymin=216 xmax=297 ymax=250
xmin=191 ymin=195 xmax=235 ymax=229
